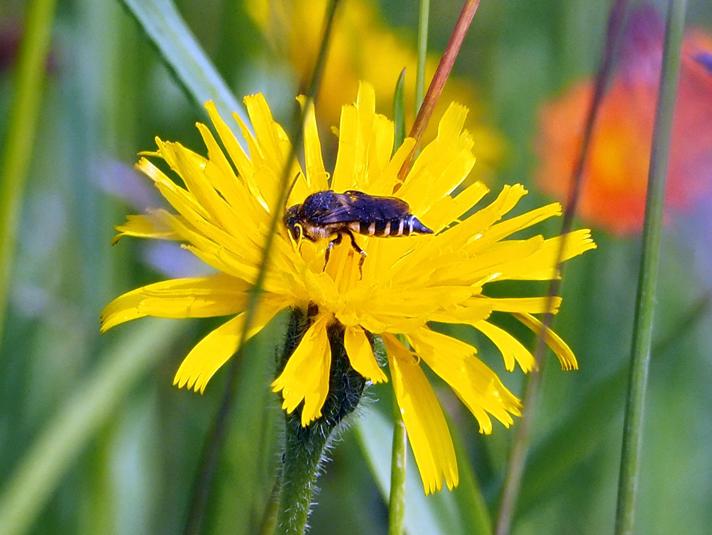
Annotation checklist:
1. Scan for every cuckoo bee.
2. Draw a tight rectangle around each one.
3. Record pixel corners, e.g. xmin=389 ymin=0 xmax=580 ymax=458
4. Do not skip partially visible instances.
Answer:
xmin=284 ymin=190 xmax=433 ymax=275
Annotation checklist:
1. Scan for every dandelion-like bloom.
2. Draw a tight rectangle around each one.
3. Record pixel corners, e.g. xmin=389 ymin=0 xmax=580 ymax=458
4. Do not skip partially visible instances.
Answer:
xmin=535 ymin=5 xmax=712 ymax=235
xmin=101 ymin=82 xmax=595 ymax=493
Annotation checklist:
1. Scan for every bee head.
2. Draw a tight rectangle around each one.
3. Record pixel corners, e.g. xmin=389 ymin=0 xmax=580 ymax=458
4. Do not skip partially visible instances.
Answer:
xmin=284 ymin=204 xmax=303 ymax=241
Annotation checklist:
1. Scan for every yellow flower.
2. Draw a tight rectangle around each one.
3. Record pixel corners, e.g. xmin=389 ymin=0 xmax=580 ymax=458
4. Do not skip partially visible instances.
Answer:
xmin=101 ymin=82 xmax=595 ymax=494
xmin=246 ymin=0 xmax=505 ymax=178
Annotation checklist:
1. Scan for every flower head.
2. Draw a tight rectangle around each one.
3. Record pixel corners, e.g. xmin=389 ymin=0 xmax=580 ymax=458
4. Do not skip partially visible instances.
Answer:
xmin=535 ymin=5 xmax=712 ymax=235
xmin=102 ymin=82 xmax=595 ymax=494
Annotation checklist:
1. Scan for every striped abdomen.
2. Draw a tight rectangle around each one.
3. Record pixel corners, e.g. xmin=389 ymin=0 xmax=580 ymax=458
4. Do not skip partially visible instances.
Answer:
xmin=345 ymin=215 xmax=433 ymax=237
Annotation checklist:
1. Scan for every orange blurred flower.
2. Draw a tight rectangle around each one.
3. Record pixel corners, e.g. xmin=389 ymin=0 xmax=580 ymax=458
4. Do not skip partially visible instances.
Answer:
xmin=535 ymin=6 xmax=712 ymax=235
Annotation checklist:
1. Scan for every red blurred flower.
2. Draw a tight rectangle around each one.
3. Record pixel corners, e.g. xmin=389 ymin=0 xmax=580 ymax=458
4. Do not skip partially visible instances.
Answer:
xmin=535 ymin=6 xmax=712 ymax=235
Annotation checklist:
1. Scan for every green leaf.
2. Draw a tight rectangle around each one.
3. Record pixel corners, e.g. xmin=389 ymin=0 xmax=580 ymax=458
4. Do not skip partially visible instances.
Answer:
xmin=393 ymin=69 xmax=407 ymax=152
xmin=119 ymin=0 xmax=248 ymax=137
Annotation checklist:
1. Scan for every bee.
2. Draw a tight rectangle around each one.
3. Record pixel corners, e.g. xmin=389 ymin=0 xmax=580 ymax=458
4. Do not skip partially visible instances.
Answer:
xmin=284 ymin=190 xmax=433 ymax=274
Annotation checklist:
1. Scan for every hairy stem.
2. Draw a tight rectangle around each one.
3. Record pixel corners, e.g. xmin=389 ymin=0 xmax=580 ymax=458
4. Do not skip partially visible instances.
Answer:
xmin=275 ymin=312 xmax=366 ymax=535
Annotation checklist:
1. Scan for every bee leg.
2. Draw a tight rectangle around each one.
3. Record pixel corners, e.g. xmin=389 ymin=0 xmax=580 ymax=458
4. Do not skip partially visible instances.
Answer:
xmin=323 ymin=233 xmax=343 ymax=271
xmin=345 ymin=230 xmax=367 ymax=278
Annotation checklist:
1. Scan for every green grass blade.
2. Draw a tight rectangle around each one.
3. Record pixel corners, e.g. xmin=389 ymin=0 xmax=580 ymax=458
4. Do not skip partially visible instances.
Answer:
xmin=415 ymin=0 xmax=430 ymax=112
xmin=118 ymin=0 xmax=248 ymax=134
xmin=0 ymin=0 xmax=57 ymax=345
xmin=0 ymin=320 xmax=183 ymax=535
xmin=615 ymin=2 xmax=688 ymax=532
xmin=393 ymin=69 xmax=407 ymax=150
xmin=356 ymin=406 xmax=492 ymax=535
xmin=388 ymin=77 xmax=408 ymax=535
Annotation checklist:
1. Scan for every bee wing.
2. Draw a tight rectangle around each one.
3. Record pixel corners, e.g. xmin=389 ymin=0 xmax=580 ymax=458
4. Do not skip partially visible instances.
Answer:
xmin=314 ymin=191 xmax=411 ymax=224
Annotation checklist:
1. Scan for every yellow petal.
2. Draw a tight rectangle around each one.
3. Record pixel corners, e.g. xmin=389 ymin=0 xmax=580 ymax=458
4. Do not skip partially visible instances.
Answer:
xmin=100 ymin=274 xmax=250 ymax=332
xmin=397 ymin=102 xmax=476 ymax=215
xmin=445 ymin=184 xmax=529 ymax=251
xmin=296 ymin=95 xmax=329 ymax=193
xmin=374 ymin=136 xmax=416 ymax=196
xmin=422 ymin=180 xmax=489 ymax=233
xmin=478 ymin=202 xmax=562 ymax=247
xmin=514 ymin=313 xmax=578 ymax=370
xmin=158 ymin=141 xmax=242 ymax=236
xmin=343 ymin=326 xmax=387 ymax=383
xmin=497 ymin=229 xmax=597 ymax=281
xmin=204 ymin=101 xmax=257 ymax=191
xmin=113 ymin=214 xmax=177 ymax=244
xmin=194 ymin=121 xmax=266 ymax=225
xmin=136 ymin=157 xmax=207 ymax=218
xmin=204 ymin=100 xmax=275 ymax=215
xmin=383 ymin=334 xmax=458 ymax=494
xmin=475 ymin=296 xmax=562 ymax=314
xmin=474 ymin=320 xmax=536 ymax=372
xmin=156 ymin=210 xmax=260 ymax=284
xmin=272 ymin=314 xmax=332 ymax=426
xmin=173 ymin=297 xmax=286 ymax=393
xmin=392 ymin=185 xmax=529 ymax=279
xmin=243 ymin=93 xmax=300 ymax=211
xmin=331 ymin=95 xmax=361 ymax=192
xmin=408 ymin=328 xmax=521 ymax=433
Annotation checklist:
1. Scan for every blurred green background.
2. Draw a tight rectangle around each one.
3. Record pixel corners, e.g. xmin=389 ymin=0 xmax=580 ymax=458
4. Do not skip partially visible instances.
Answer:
xmin=1 ymin=1 xmax=711 ymax=534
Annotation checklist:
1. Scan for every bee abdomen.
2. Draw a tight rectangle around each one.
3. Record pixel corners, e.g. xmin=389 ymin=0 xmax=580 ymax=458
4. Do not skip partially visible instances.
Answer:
xmin=402 ymin=215 xmax=433 ymax=236
xmin=354 ymin=215 xmax=433 ymax=237
xmin=359 ymin=221 xmax=377 ymax=235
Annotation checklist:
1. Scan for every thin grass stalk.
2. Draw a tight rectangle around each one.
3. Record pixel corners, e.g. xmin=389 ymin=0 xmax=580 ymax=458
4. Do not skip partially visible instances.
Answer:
xmin=182 ymin=2 xmax=342 ymax=533
xmin=614 ymin=1 xmax=687 ymax=532
xmin=415 ymin=0 xmax=430 ymax=112
xmin=398 ymin=0 xmax=480 ymax=181
xmin=0 ymin=0 xmax=57 ymax=346
xmin=495 ymin=1 xmax=630 ymax=533
xmin=388 ymin=72 xmax=408 ymax=535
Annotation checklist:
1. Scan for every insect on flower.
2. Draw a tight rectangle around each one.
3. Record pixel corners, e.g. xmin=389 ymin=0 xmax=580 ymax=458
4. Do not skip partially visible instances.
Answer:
xmin=284 ymin=189 xmax=433 ymax=274
xmin=101 ymin=82 xmax=597 ymax=494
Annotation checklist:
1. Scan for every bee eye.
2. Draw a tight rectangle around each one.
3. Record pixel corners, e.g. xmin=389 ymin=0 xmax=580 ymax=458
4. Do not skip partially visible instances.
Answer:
xmin=289 ymin=223 xmax=303 ymax=243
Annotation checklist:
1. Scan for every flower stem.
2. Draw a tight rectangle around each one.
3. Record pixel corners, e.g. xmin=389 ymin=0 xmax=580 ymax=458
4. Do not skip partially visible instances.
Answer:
xmin=387 ymin=397 xmax=407 ymax=535
xmin=182 ymin=2 xmax=341 ymax=533
xmin=615 ymin=1 xmax=687 ymax=533
xmin=494 ymin=2 xmax=629 ymax=533
xmin=275 ymin=312 xmax=366 ymax=535
xmin=399 ymin=0 xmax=481 ymax=180
xmin=277 ymin=426 xmax=327 ymax=535
xmin=0 ymin=0 xmax=57 ymax=345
